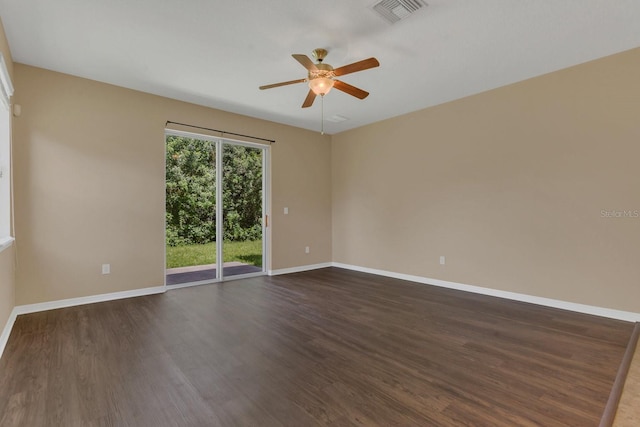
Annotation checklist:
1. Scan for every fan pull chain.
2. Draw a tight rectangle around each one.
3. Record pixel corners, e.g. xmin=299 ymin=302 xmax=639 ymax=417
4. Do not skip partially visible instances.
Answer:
xmin=321 ymin=94 xmax=325 ymax=135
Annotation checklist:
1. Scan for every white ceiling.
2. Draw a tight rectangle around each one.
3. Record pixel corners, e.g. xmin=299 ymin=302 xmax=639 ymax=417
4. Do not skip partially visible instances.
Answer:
xmin=1 ymin=1 xmax=639 ymax=134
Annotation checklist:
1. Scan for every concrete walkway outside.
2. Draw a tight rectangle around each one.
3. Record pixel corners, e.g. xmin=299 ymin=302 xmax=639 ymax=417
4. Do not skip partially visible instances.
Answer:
xmin=166 ymin=262 xmax=262 ymax=285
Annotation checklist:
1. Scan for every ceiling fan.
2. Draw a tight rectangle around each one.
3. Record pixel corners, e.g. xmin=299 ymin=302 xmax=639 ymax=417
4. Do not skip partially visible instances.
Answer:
xmin=259 ymin=48 xmax=380 ymax=108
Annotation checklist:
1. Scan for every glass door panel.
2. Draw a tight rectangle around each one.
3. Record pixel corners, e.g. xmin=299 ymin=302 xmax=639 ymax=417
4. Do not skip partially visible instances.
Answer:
xmin=222 ymin=143 xmax=265 ymax=278
xmin=165 ymin=134 xmax=219 ymax=285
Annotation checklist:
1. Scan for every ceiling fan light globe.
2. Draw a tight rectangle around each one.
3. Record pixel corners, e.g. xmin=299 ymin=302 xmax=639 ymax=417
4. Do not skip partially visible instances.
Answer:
xmin=309 ymin=77 xmax=334 ymax=95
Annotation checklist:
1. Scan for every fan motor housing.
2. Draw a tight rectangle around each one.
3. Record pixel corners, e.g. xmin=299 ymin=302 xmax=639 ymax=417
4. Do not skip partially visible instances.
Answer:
xmin=309 ymin=63 xmax=335 ymax=81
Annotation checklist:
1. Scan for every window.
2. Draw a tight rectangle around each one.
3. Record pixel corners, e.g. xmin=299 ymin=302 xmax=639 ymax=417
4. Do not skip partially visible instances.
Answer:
xmin=0 ymin=52 xmax=14 ymax=252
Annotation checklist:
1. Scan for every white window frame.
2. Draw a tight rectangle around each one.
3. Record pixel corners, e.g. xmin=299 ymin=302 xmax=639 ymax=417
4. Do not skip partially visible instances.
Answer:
xmin=0 ymin=52 xmax=14 ymax=253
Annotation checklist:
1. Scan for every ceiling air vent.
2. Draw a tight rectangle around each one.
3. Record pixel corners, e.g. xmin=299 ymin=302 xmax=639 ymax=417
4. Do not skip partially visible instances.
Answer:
xmin=372 ymin=0 xmax=427 ymax=24
xmin=326 ymin=114 xmax=349 ymax=123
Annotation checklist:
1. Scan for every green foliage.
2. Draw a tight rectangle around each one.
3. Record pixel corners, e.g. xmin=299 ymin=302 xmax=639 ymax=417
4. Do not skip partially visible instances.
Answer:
xmin=165 ymin=136 xmax=263 ymax=246
xmin=222 ymin=144 xmax=263 ymax=241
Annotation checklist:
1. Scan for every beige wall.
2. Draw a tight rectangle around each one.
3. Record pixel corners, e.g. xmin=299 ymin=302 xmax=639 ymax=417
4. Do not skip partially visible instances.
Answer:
xmin=7 ymin=42 xmax=640 ymax=314
xmin=332 ymin=48 xmax=640 ymax=313
xmin=13 ymin=64 xmax=332 ymax=305
xmin=0 ymin=18 xmax=15 ymax=333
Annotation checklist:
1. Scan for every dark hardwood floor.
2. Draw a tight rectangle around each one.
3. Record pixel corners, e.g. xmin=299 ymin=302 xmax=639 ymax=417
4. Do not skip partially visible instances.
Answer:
xmin=0 ymin=267 xmax=633 ymax=426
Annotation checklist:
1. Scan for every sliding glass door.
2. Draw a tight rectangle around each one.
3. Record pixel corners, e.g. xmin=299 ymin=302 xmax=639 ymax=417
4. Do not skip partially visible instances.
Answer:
xmin=165 ymin=131 xmax=267 ymax=286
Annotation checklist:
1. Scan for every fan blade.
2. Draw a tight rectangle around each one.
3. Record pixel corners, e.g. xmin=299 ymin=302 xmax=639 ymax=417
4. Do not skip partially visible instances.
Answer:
xmin=333 ymin=80 xmax=369 ymax=99
xmin=301 ymin=89 xmax=317 ymax=108
xmin=259 ymin=78 xmax=307 ymax=90
xmin=333 ymin=57 xmax=380 ymax=77
xmin=292 ymin=54 xmax=318 ymax=71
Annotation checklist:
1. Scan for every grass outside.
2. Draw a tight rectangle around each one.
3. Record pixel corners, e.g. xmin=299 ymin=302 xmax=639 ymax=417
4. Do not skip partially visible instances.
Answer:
xmin=166 ymin=240 xmax=262 ymax=269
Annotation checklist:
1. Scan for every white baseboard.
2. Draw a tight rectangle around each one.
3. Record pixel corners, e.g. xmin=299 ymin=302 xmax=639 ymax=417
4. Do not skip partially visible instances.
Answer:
xmin=13 ymin=286 xmax=166 ymax=316
xmin=0 ymin=285 xmax=165 ymax=361
xmin=0 ymin=308 xmax=18 ymax=361
xmin=332 ymin=262 xmax=640 ymax=322
xmin=268 ymin=262 xmax=332 ymax=276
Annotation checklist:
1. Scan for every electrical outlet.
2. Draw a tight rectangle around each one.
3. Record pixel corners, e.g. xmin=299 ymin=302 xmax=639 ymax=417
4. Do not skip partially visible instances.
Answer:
xmin=439 ymin=256 xmax=445 ymax=265
xmin=284 ymin=207 xmax=289 ymax=215
xmin=305 ymin=246 xmax=310 ymax=254
xmin=102 ymin=264 xmax=110 ymax=275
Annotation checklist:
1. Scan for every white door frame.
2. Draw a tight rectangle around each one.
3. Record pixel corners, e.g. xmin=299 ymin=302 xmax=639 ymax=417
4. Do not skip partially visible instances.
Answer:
xmin=164 ymin=129 xmax=270 ymax=288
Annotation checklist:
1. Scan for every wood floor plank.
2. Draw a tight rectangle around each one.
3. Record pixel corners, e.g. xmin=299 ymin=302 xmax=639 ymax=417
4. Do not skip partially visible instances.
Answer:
xmin=0 ymin=267 xmax=633 ymax=426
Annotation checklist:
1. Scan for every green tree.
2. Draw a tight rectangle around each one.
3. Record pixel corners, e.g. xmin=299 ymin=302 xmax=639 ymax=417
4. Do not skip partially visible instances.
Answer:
xmin=165 ymin=136 xmax=263 ymax=246
xmin=222 ymin=144 xmax=263 ymax=241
